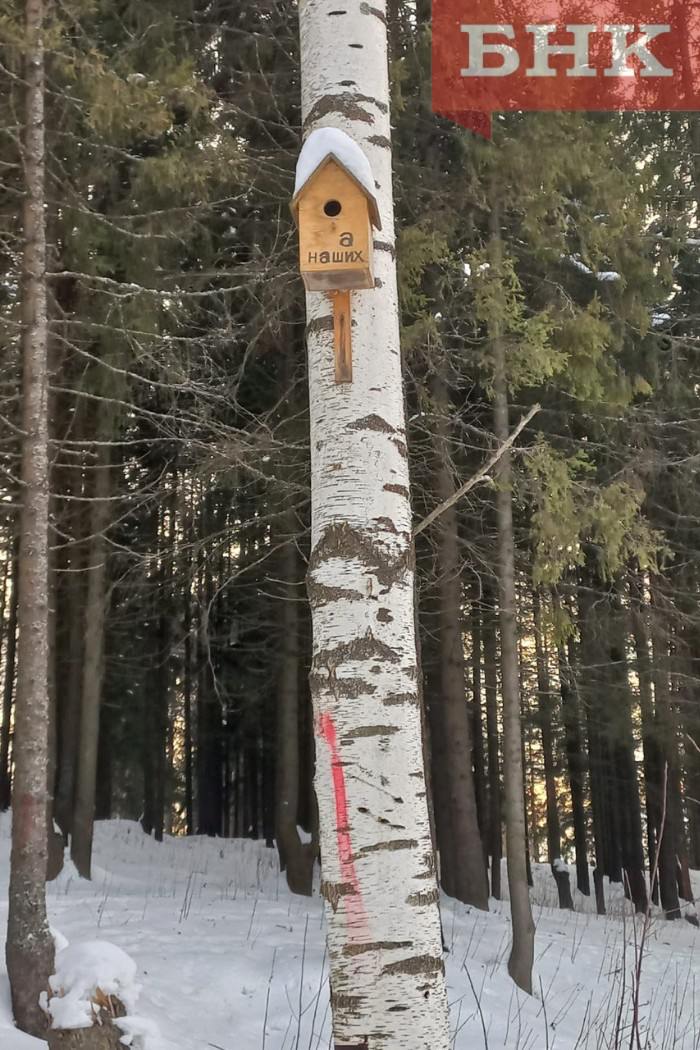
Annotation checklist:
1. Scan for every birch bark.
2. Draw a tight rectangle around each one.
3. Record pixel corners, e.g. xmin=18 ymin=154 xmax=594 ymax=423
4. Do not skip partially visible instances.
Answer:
xmin=299 ymin=2 xmax=450 ymax=1047
xmin=6 ymin=0 xmax=56 ymax=1033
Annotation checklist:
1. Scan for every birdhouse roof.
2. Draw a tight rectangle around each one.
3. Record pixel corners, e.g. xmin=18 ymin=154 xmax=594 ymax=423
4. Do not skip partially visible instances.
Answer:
xmin=292 ymin=128 xmax=382 ymax=230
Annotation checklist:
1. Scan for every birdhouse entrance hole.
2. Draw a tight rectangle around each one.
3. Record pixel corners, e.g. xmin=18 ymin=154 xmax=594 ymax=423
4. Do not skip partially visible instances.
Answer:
xmin=324 ymin=199 xmax=342 ymax=217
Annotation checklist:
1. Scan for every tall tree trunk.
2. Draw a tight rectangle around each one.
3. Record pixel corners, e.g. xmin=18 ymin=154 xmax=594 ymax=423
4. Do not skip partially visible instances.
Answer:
xmin=533 ymin=589 xmax=572 ymax=909
xmin=6 ymin=0 xmax=56 ymax=1030
xmin=578 ymin=570 xmax=612 ymax=914
xmin=53 ymin=488 xmax=85 ymax=838
xmin=482 ymin=579 xmax=502 ymax=899
xmin=427 ymin=373 xmax=488 ymax=907
xmin=552 ymin=596 xmax=589 ymax=896
xmin=0 ymin=538 xmax=19 ymax=810
xmin=471 ymin=591 xmax=488 ymax=848
xmin=628 ymin=571 xmax=660 ymax=883
xmin=300 ymin=1 xmax=450 ymax=1043
xmin=183 ymin=541 xmax=194 ymax=836
xmin=490 ymin=209 xmax=535 ymax=994
xmin=681 ymin=612 xmax=700 ymax=870
xmin=196 ymin=528 xmax=223 ymax=837
xmin=607 ymin=593 xmax=647 ymax=913
xmin=276 ymin=530 xmax=315 ymax=895
xmin=650 ymin=576 xmax=682 ymax=920
xmin=71 ymin=437 xmax=112 ymax=878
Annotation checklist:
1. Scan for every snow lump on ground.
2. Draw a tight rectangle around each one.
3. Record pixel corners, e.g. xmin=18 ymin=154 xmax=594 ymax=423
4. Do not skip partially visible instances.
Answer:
xmin=47 ymin=940 xmax=140 ymax=1031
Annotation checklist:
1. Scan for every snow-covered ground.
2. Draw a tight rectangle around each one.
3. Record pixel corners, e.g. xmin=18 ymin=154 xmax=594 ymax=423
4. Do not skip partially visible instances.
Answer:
xmin=0 ymin=818 xmax=697 ymax=1049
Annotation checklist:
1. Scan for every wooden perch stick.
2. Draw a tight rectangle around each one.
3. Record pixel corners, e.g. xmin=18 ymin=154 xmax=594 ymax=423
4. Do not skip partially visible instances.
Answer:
xmin=332 ymin=290 xmax=352 ymax=384
xmin=413 ymin=403 xmax=540 ymax=538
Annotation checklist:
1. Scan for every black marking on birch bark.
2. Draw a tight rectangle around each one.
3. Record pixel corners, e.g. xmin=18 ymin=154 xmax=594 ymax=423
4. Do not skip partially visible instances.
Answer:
xmin=322 ymin=880 xmax=356 ymax=913
xmin=381 ymin=954 xmax=445 ymax=977
xmin=309 ymin=521 xmax=411 ymax=588
xmin=377 ymin=608 xmax=393 ymax=623
xmin=344 ymin=940 xmax=412 ymax=956
xmin=415 ymin=851 xmax=438 ymax=879
xmin=389 ymin=1005 xmax=410 ymax=1012
xmin=383 ymin=482 xmax=410 ymax=499
xmin=346 ymin=413 xmax=394 ymax=434
xmin=367 ymin=134 xmax=391 ymax=148
xmin=374 ymin=278 xmax=383 ymax=288
xmin=328 ymin=9 xmax=347 ymax=13
xmin=407 ymin=888 xmax=439 ymax=906
xmin=373 ymin=240 xmax=396 ymax=258
xmin=304 ymin=93 xmax=375 ymax=129
xmin=340 ymin=80 xmax=357 ymax=87
xmin=355 ymin=838 xmax=418 ymax=856
xmin=373 ymin=516 xmax=399 ymax=534
xmin=313 ymin=631 xmax=399 ymax=672
xmin=307 ymin=315 xmax=333 ymax=338
xmin=342 ymin=724 xmax=398 ymax=741
xmin=390 ymin=437 xmax=408 ymax=459
xmin=360 ymin=1 xmax=387 ymax=22
xmin=382 ymin=691 xmax=418 ymax=707
xmin=378 ymin=816 xmax=406 ymax=829
xmin=310 ymin=670 xmax=378 ymax=698
xmin=308 ymin=581 xmax=363 ymax=608
xmin=349 ymin=43 xmax=364 ymax=48
xmin=331 ymin=995 xmax=364 ymax=1016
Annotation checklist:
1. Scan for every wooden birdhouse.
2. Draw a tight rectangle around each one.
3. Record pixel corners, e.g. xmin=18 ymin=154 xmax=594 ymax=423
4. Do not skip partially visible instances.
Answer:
xmin=292 ymin=129 xmax=381 ymax=293
xmin=293 ymin=129 xmax=382 ymax=383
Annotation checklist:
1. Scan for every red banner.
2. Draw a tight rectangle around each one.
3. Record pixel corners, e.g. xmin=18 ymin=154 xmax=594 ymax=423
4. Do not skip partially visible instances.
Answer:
xmin=432 ymin=1 xmax=700 ymax=137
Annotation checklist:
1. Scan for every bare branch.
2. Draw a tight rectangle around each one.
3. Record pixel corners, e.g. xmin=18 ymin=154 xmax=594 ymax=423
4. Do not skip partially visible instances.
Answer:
xmin=412 ymin=404 xmax=540 ymax=538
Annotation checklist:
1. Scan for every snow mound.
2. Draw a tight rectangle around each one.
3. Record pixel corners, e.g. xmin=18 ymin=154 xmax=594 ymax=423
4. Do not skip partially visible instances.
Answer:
xmin=294 ymin=127 xmax=376 ymax=204
xmin=116 ymin=1015 xmax=160 ymax=1048
xmin=48 ymin=940 xmax=140 ymax=1031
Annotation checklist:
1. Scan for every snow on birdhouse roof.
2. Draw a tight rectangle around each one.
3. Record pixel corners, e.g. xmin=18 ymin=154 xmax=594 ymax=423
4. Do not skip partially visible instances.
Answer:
xmin=293 ymin=128 xmax=381 ymax=230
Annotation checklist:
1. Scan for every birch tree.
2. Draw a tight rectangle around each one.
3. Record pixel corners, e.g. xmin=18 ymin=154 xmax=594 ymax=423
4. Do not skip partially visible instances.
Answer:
xmin=6 ymin=0 xmax=56 ymax=1034
xmin=299 ymin=1 xmax=450 ymax=1046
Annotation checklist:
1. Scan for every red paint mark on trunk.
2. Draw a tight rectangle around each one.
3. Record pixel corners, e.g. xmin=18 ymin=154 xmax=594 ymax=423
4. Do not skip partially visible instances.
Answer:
xmin=319 ymin=712 xmax=367 ymax=935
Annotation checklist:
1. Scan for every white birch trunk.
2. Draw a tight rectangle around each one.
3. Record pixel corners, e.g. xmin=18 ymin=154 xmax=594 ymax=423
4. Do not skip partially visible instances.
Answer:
xmin=300 ymin=3 xmax=450 ymax=1047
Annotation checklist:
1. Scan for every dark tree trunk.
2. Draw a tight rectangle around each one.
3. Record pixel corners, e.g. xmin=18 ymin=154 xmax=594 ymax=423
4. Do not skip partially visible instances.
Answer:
xmin=425 ymin=373 xmax=488 ymax=909
xmin=578 ymin=573 xmax=608 ymax=915
xmin=71 ymin=437 xmax=112 ymax=878
xmin=553 ymin=590 xmax=589 ymax=896
xmin=183 ymin=546 xmax=194 ymax=836
xmin=196 ymin=562 xmax=223 ymax=837
xmin=650 ymin=577 xmax=683 ymax=920
xmin=680 ymin=615 xmax=700 ymax=871
xmin=471 ymin=590 xmax=488 ymax=850
xmin=276 ymin=532 xmax=315 ymax=894
xmin=482 ymin=580 xmax=502 ymax=899
xmin=490 ymin=210 xmax=534 ymax=991
xmin=629 ymin=569 xmax=661 ymax=900
xmin=0 ymin=539 xmax=19 ymax=811
xmin=53 ymin=503 xmax=85 ymax=838
xmin=533 ymin=590 xmax=573 ymax=909
xmin=95 ymin=694 xmax=112 ymax=821
xmin=607 ymin=593 xmax=647 ymax=913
